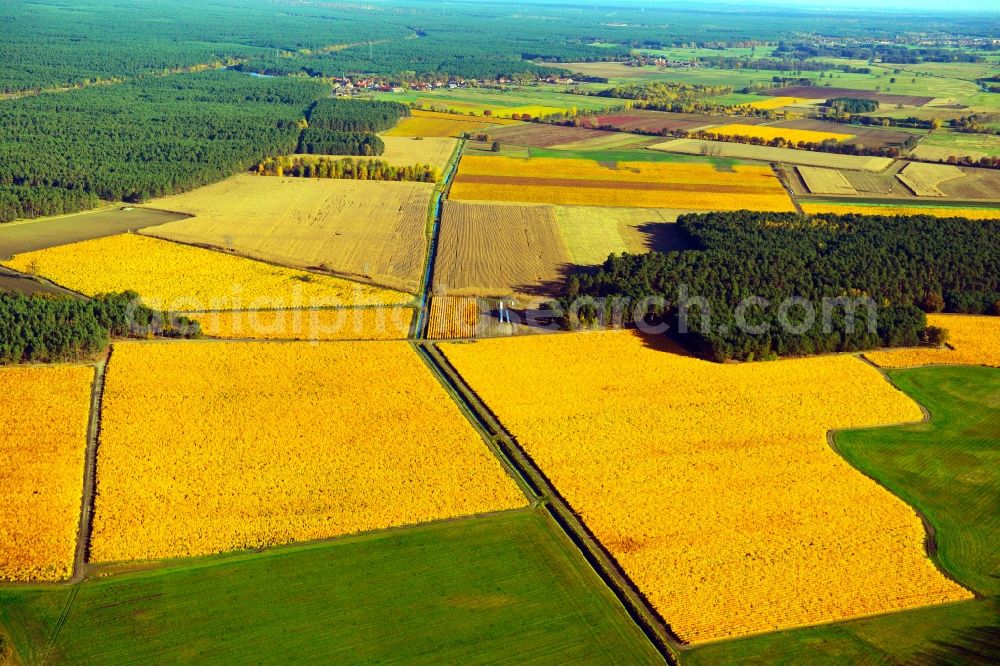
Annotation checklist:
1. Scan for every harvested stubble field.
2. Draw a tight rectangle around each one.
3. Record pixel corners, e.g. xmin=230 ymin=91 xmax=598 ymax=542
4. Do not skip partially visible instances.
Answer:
xmin=555 ymin=205 xmax=691 ymax=265
xmin=188 ymin=307 xmax=414 ymax=341
xmin=427 ymin=296 xmax=480 ymax=339
xmin=317 ymin=135 xmax=457 ymax=172
xmin=897 ymin=162 xmax=966 ymax=197
xmin=143 ymin=175 xmax=432 ymax=293
xmin=449 ymin=155 xmax=795 ymax=211
xmin=434 ymin=201 xmax=571 ymax=297
xmin=763 ymin=86 xmax=934 ymax=106
xmin=3 ymin=234 xmax=411 ymax=311
xmin=441 ymin=330 xmax=972 ymax=644
xmin=776 ymin=119 xmax=914 ymax=148
xmin=90 ymin=341 xmax=526 ymax=563
xmin=594 ymin=110 xmax=770 ymax=133
xmin=796 ymin=166 xmax=858 ymax=195
xmin=866 ymin=314 xmax=1000 ymax=369
xmin=385 ymin=110 xmax=517 ymax=138
xmin=650 ymin=138 xmax=894 ymax=171
xmin=933 ymin=166 xmax=1000 ymax=200
xmin=486 ymin=123 xmax=620 ymax=148
xmin=799 ymin=201 xmax=1000 ymax=220
xmin=1 ymin=365 xmax=93 ymax=582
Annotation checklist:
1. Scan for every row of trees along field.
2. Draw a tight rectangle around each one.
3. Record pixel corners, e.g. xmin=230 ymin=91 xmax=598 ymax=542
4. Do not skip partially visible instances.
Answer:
xmin=0 ymin=71 xmax=326 ymax=219
xmin=257 ymin=157 xmax=438 ymax=182
xmin=0 ymin=292 xmax=201 ymax=365
xmin=557 ymin=212 xmax=1000 ymax=362
xmin=683 ymin=127 xmax=915 ymax=158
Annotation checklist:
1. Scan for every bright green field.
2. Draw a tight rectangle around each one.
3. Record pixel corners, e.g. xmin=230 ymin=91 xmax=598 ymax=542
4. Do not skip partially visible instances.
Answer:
xmin=683 ymin=365 xmax=1000 ymax=665
xmin=919 ymin=129 xmax=1000 ymax=158
xmin=0 ymin=509 xmax=661 ymax=665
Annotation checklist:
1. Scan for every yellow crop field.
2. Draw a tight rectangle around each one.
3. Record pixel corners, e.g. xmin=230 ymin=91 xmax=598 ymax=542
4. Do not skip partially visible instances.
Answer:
xmin=1 ymin=365 xmax=93 ymax=581
xmin=866 ymin=314 xmax=1000 ymax=368
xmin=440 ymin=331 xmax=972 ymax=644
xmin=801 ymin=201 xmax=1000 ymax=220
xmin=90 ymin=341 xmax=526 ymax=562
xmin=143 ymin=175 xmax=433 ymax=293
xmin=450 ymin=156 xmax=795 ymax=212
xmin=189 ymin=307 xmax=414 ymax=341
xmin=709 ymin=123 xmax=854 ymax=143
xmin=743 ymin=96 xmax=809 ymax=110
xmin=3 ymin=234 xmax=412 ymax=311
xmin=427 ymin=296 xmax=480 ymax=339
xmin=317 ymin=135 xmax=458 ymax=171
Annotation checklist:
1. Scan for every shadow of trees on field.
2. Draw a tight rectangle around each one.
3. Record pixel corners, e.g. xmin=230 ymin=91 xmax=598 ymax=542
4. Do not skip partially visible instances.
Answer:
xmin=911 ymin=604 xmax=1000 ymax=666
xmin=636 ymin=222 xmax=693 ymax=253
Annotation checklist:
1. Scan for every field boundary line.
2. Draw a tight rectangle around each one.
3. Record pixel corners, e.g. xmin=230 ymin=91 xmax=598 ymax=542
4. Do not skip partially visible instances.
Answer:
xmin=413 ymin=138 xmax=465 ymax=338
xmin=420 ymin=342 xmax=677 ymax=664
xmin=828 ymin=361 xmax=983 ymax=600
xmin=73 ymin=351 xmax=110 ymax=583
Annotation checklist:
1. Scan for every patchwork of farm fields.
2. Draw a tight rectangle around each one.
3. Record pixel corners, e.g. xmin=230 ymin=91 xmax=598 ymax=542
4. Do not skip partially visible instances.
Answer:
xmin=440 ymin=330 xmax=972 ymax=644
xmin=449 ymin=155 xmax=795 ymax=211
xmin=90 ymin=341 xmax=526 ymax=563
xmin=3 ymin=234 xmax=413 ymax=310
xmin=4 ymin=6 xmax=1000 ymax=665
xmin=650 ymin=138 xmax=894 ymax=171
xmin=0 ymin=366 xmax=93 ymax=582
xmin=143 ymin=175 xmax=432 ymax=293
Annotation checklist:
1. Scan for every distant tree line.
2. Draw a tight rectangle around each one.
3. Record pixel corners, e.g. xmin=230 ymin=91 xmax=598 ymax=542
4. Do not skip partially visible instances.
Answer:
xmin=0 ymin=71 xmax=326 ymax=220
xmin=257 ymin=156 xmax=437 ymax=182
xmin=555 ymin=211 xmax=1000 ymax=362
xmin=0 ymin=292 xmax=200 ymax=365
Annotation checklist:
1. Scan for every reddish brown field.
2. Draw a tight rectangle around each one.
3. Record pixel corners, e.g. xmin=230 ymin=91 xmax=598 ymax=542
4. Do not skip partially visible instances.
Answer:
xmin=593 ymin=110 xmax=769 ymax=133
xmin=487 ymin=124 xmax=620 ymax=147
xmin=775 ymin=119 xmax=914 ymax=148
xmin=763 ymin=86 xmax=933 ymax=106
